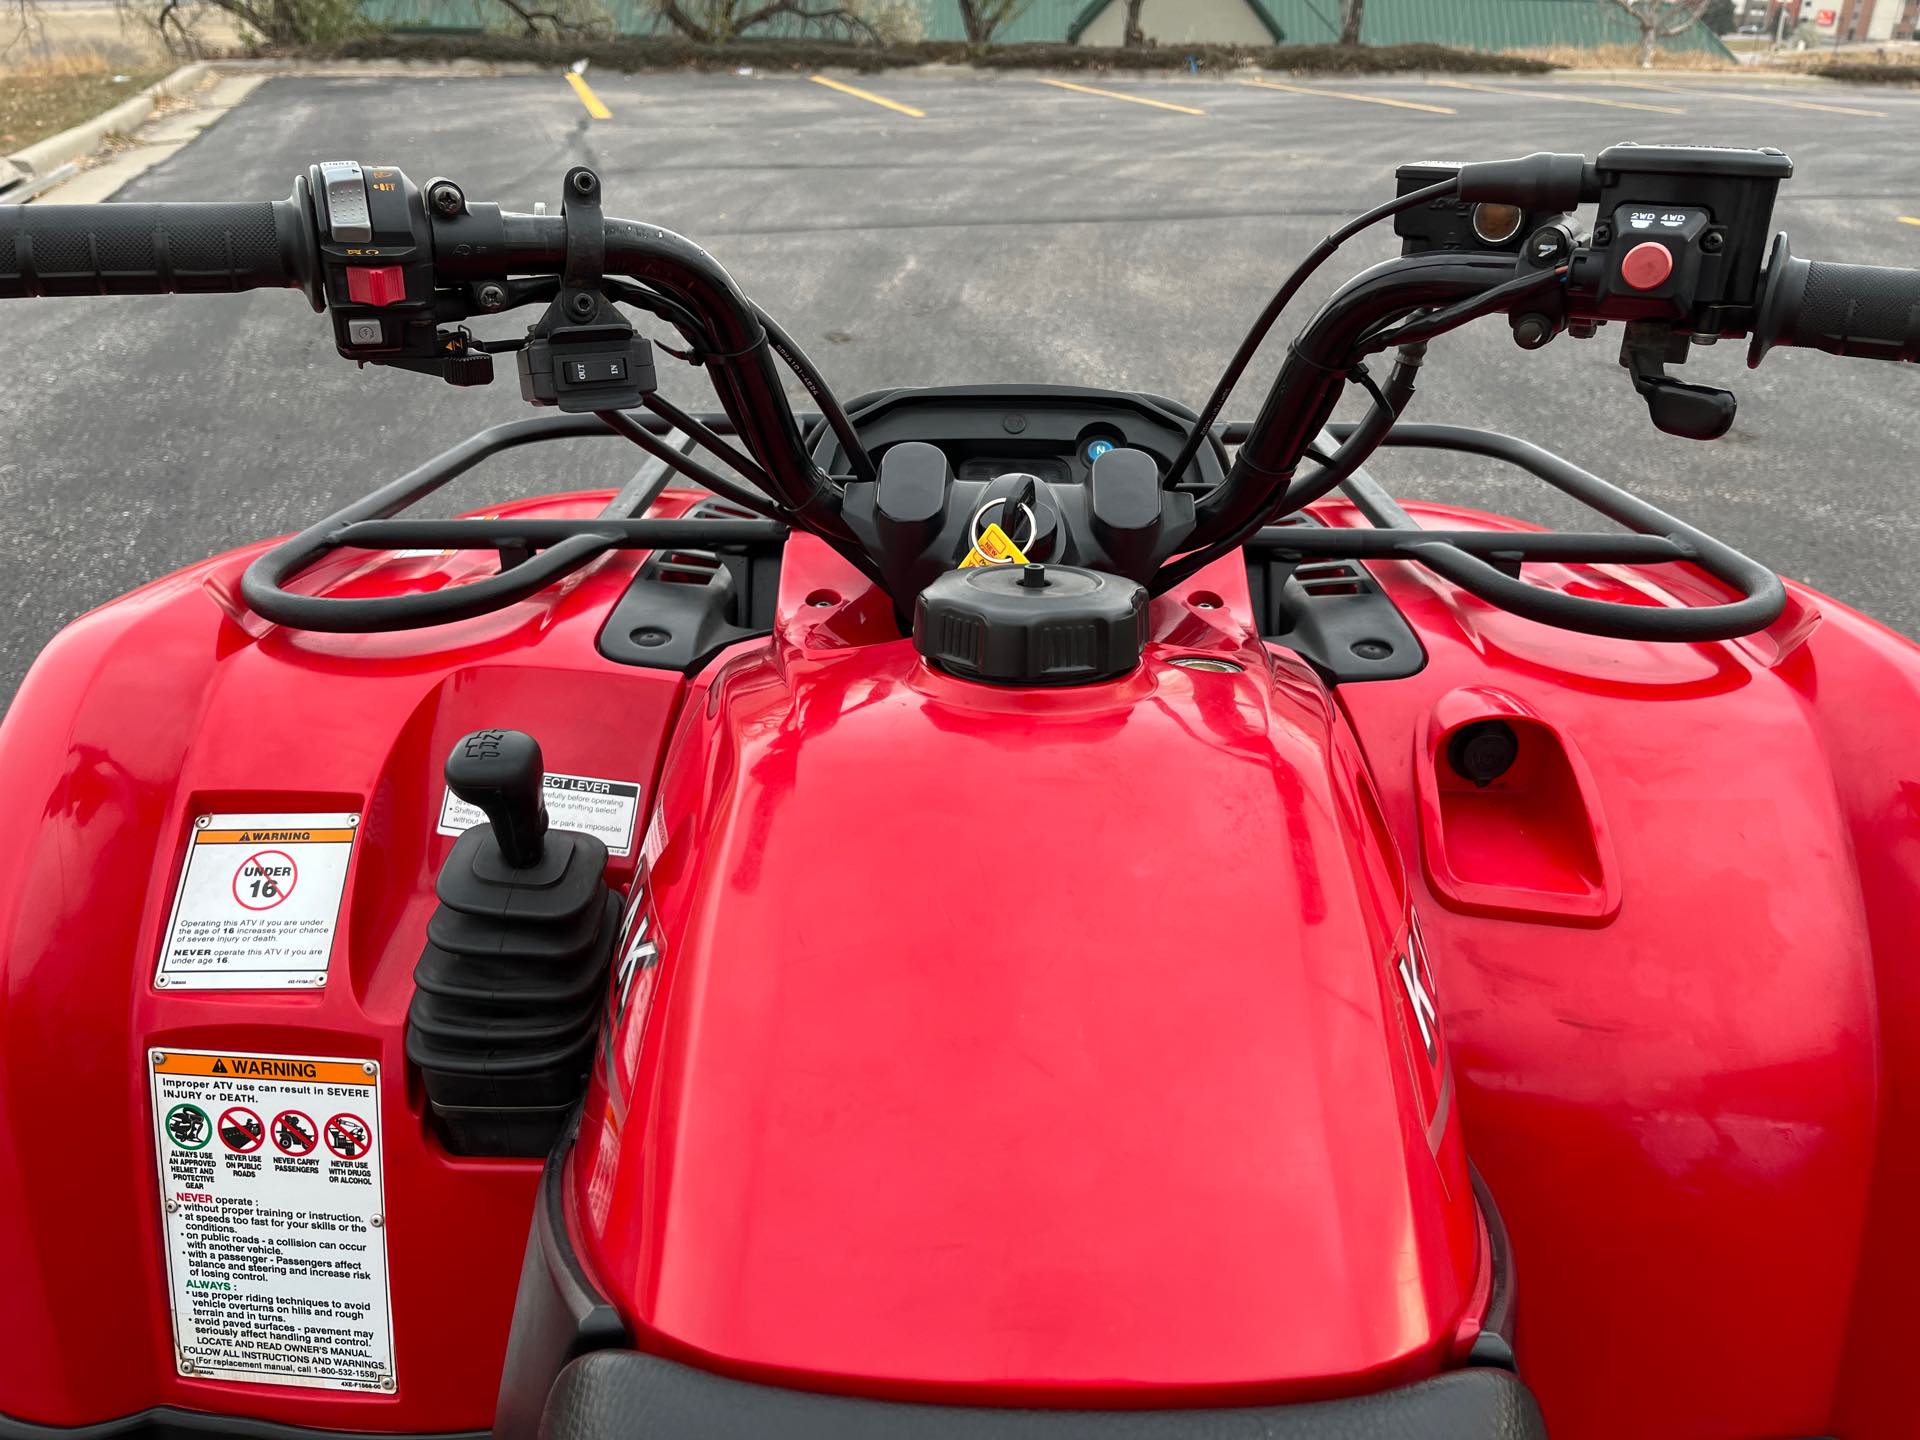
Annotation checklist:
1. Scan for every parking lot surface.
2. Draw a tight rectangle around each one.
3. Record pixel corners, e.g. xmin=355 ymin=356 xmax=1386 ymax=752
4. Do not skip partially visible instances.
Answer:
xmin=4 ymin=66 xmax=1919 ymax=706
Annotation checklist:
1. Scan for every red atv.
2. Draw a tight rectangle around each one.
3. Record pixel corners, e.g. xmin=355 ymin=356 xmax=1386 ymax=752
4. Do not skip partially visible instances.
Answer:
xmin=2 ymin=145 xmax=1916 ymax=1440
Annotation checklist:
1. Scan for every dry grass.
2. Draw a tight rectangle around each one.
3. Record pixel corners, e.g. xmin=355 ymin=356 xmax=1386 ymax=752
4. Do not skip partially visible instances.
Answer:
xmin=0 ymin=53 xmax=169 ymax=150
xmin=1 ymin=4 xmax=244 ymax=72
xmin=1513 ymin=42 xmax=1738 ymax=70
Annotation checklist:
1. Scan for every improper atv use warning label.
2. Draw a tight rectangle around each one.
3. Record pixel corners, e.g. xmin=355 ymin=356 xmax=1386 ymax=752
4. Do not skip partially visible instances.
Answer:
xmin=437 ymin=772 xmax=639 ymax=856
xmin=150 ymin=1049 xmax=394 ymax=1392
xmin=155 ymin=813 xmax=358 ymax=990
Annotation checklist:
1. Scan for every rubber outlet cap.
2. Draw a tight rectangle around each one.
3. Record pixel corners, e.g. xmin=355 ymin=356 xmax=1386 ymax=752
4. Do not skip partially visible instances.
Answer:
xmin=914 ymin=562 xmax=1147 ymax=686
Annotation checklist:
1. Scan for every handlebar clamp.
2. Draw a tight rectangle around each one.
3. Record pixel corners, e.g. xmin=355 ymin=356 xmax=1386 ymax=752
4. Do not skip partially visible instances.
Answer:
xmin=514 ymin=167 xmax=658 ymax=412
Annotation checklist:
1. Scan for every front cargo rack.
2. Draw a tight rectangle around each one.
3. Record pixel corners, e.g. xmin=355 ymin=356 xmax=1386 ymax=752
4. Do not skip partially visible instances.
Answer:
xmin=238 ymin=407 xmax=1781 ymax=644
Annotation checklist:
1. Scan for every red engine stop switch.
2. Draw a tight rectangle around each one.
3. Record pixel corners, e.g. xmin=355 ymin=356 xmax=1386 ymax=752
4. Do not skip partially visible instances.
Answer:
xmin=1620 ymin=241 xmax=1675 ymax=292
xmin=345 ymin=264 xmax=407 ymax=307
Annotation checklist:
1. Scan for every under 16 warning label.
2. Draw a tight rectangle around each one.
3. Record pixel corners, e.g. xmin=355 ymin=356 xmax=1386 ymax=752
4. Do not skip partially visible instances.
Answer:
xmin=438 ymin=772 xmax=639 ymax=856
xmin=150 ymin=1048 xmax=393 ymax=1392
xmin=155 ymin=813 xmax=358 ymax=990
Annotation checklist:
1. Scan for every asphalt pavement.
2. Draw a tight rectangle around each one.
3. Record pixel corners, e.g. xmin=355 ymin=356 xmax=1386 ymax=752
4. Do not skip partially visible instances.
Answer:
xmin=3 ymin=66 xmax=1918 ymax=708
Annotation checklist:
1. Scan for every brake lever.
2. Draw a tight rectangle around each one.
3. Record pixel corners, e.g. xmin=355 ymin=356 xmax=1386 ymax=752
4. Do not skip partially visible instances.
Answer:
xmin=1620 ymin=321 xmax=1736 ymax=441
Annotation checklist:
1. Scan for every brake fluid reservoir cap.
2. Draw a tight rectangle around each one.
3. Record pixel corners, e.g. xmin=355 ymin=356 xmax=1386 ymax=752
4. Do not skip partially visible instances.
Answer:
xmin=914 ymin=562 xmax=1148 ymax=686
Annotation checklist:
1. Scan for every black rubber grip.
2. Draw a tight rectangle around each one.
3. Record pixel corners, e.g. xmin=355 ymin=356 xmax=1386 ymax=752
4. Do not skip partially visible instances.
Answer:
xmin=1752 ymin=233 xmax=1920 ymax=365
xmin=0 ymin=199 xmax=310 ymax=298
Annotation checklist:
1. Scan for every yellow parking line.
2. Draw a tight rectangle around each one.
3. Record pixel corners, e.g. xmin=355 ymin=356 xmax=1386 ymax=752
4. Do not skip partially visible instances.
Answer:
xmin=809 ymin=74 xmax=925 ymax=118
xmin=1601 ymin=80 xmax=1884 ymax=118
xmin=1900 ymin=216 xmax=1920 ymax=227
xmin=1039 ymin=77 xmax=1205 ymax=116
xmin=1430 ymin=78 xmax=1684 ymax=114
xmin=566 ymin=71 xmax=612 ymax=120
xmin=1238 ymin=76 xmax=1454 ymax=114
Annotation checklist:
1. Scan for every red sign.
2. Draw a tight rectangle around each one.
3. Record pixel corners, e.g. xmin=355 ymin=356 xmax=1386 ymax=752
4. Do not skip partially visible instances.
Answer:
xmin=271 ymin=1109 xmax=318 ymax=1155
xmin=324 ymin=1113 xmax=372 ymax=1160
xmin=217 ymin=1106 xmax=263 ymax=1153
xmin=1815 ymin=8 xmax=1836 ymax=23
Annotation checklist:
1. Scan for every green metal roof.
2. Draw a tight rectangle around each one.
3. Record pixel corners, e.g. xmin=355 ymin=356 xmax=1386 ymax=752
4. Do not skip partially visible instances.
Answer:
xmin=359 ymin=0 xmax=1733 ymax=56
xmin=1355 ymin=0 xmax=1734 ymax=56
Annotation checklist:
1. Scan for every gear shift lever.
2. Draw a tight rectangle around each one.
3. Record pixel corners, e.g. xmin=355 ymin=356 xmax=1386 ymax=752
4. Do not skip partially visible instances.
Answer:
xmin=444 ymin=729 xmax=548 ymax=869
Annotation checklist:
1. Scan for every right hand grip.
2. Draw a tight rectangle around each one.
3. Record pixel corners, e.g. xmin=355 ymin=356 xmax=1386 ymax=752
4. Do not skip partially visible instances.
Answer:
xmin=0 ymin=197 xmax=315 ymax=300
xmin=1750 ymin=232 xmax=1920 ymax=366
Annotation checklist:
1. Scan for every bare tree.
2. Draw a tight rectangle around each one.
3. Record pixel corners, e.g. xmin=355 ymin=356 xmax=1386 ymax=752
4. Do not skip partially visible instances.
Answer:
xmin=491 ymin=0 xmax=614 ymax=37
xmin=954 ymin=0 xmax=1026 ymax=47
xmin=117 ymin=0 xmax=366 ymax=51
xmin=1600 ymin=0 xmax=1715 ymax=67
xmin=1122 ymin=0 xmax=1145 ymax=47
xmin=2 ymin=0 xmax=44 ymax=63
xmin=651 ymin=0 xmax=908 ymax=42
xmin=119 ymin=0 xmax=607 ymax=54
xmin=1339 ymin=0 xmax=1364 ymax=46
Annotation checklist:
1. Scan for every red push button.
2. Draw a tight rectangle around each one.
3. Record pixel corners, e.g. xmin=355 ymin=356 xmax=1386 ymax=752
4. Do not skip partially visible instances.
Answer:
xmin=345 ymin=264 xmax=406 ymax=307
xmin=1620 ymin=241 xmax=1674 ymax=292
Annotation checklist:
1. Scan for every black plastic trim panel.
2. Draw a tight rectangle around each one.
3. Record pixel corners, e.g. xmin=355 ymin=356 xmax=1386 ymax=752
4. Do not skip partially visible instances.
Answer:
xmin=541 ymin=1352 xmax=1549 ymax=1440
xmin=812 ymin=384 xmax=1231 ymax=493
xmin=1245 ymin=512 xmax=1426 ymax=683
xmin=1468 ymin=1161 xmax=1519 ymax=1371
xmin=0 ymin=1413 xmax=483 ymax=1440
xmin=491 ymin=1133 xmax=628 ymax=1440
xmin=597 ymin=496 xmax=782 ymax=673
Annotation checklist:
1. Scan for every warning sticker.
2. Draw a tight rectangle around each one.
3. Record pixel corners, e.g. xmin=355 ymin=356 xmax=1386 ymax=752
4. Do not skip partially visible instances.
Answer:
xmin=155 ymin=813 xmax=358 ymax=990
xmin=150 ymin=1049 xmax=393 ymax=1392
xmin=437 ymin=772 xmax=639 ymax=857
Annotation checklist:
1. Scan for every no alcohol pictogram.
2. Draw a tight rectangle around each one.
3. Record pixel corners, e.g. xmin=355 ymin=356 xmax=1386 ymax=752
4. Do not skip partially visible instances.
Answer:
xmin=325 ymin=1113 xmax=371 ymax=1160
xmin=219 ymin=1106 xmax=265 ymax=1153
xmin=271 ymin=1109 xmax=318 ymax=1155
xmin=233 ymin=849 xmax=298 ymax=911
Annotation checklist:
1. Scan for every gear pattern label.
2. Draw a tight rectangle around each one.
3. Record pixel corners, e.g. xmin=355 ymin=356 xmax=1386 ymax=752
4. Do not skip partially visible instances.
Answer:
xmin=150 ymin=1049 xmax=393 ymax=1392
xmin=155 ymin=813 xmax=359 ymax=990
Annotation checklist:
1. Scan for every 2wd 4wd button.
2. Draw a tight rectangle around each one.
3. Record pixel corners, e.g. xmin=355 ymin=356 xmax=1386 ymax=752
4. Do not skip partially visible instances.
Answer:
xmin=1620 ymin=241 xmax=1675 ymax=291
xmin=345 ymin=265 xmax=406 ymax=306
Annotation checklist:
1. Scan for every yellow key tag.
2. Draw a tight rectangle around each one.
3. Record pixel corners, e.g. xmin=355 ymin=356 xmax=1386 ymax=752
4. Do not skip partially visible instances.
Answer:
xmin=960 ymin=521 xmax=1029 ymax=569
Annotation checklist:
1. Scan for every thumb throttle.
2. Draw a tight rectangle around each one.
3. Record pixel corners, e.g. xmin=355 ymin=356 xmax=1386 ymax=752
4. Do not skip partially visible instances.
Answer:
xmin=1750 ymin=232 xmax=1920 ymax=367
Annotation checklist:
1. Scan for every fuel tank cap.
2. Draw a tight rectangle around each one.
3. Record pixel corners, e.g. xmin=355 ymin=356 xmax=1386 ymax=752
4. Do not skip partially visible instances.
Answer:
xmin=913 ymin=562 xmax=1147 ymax=686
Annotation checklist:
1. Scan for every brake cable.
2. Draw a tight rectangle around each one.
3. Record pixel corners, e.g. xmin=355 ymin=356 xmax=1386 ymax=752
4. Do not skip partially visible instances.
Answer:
xmin=1154 ymin=345 xmax=1424 ymax=593
xmin=1160 ymin=175 xmax=1460 ymax=491
xmin=1354 ymin=267 xmax=1567 ymax=356
xmin=752 ymin=303 xmax=879 ymax=489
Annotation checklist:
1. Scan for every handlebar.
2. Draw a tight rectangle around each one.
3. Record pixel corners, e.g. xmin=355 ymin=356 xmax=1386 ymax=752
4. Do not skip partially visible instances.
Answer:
xmin=4 ymin=148 xmax=1919 ymax=646
xmin=0 ymin=197 xmax=317 ymax=302
xmin=1749 ymin=232 xmax=1920 ymax=366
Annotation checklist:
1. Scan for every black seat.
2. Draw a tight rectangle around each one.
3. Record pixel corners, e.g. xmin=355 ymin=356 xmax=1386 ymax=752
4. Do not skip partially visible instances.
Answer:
xmin=539 ymin=1350 xmax=1547 ymax=1440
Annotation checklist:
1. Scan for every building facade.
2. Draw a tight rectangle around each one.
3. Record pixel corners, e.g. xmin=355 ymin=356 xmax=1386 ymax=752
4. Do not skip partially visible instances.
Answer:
xmin=1761 ymin=0 xmax=1920 ymax=39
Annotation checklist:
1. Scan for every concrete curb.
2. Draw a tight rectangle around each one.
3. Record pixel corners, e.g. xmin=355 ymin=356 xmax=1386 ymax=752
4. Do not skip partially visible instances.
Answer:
xmin=1544 ymin=64 xmax=1907 ymax=86
xmin=4 ymin=61 xmax=211 ymax=180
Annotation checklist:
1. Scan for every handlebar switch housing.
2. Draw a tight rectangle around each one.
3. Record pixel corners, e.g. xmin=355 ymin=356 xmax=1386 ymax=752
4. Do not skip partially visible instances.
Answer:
xmin=307 ymin=161 xmax=439 ymax=361
xmin=1568 ymin=144 xmax=1791 ymax=336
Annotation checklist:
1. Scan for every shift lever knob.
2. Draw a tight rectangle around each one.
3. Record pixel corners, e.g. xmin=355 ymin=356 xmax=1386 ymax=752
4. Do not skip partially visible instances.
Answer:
xmin=446 ymin=729 xmax=548 ymax=869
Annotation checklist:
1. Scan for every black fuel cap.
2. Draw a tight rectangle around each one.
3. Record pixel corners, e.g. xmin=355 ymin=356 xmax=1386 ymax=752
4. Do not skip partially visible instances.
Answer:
xmin=914 ymin=563 xmax=1147 ymax=685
